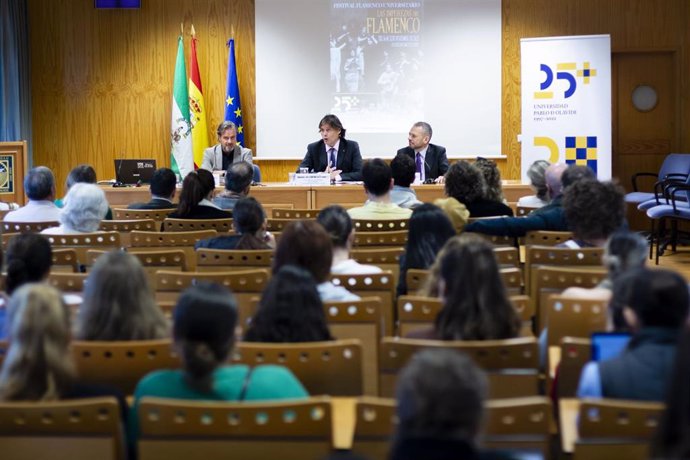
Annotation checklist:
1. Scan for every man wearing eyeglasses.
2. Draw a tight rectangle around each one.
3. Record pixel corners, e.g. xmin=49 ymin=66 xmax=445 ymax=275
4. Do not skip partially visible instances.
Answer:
xmin=397 ymin=122 xmax=449 ymax=184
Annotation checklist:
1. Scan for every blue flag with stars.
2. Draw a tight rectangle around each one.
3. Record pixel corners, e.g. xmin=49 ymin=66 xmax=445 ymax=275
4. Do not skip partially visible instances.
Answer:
xmin=224 ymin=39 xmax=244 ymax=146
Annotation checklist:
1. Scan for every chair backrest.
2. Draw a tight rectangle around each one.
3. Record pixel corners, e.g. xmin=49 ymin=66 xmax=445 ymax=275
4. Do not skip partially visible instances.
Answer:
xmin=516 ymin=205 xmax=540 ymax=216
xmin=112 ymin=207 xmax=175 ymax=221
xmin=350 ymin=247 xmax=404 ymax=281
xmin=1 ymin=221 xmax=59 ymax=233
xmin=0 ymin=398 xmax=124 ymax=460
xmin=233 ymin=339 xmax=364 ymax=396
xmin=573 ymin=398 xmax=665 ymax=460
xmin=324 ymin=297 xmax=384 ymax=396
xmin=43 ymin=232 xmax=121 ymax=266
xmin=556 ymin=338 xmax=592 ymax=398
xmin=524 ymin=230 xmax=574 ymax=246
xmin=406 ymin=268 xmax=523 ymax=297
xmin=138 ymin=397 xmax=333 ymax=460
xmin=154 ymin=269 xmax=270 ymax=308
xmin=475 ymin=232 xmax=518 ymax=247
xmin=351 ymin=397 xmax=396 ymax=460
xmin=484 ymin=396 xmax=552 ymax=458
xmin=658 ymin=153 xmax=690 ymax=181
xmin=86 ymin=249 xmax=188 ymax=273
xmin=524 ymin=245 xmax=604 ymax=296
xmin=379 ymin=337 xmax=539 ymax=399
xmin=266 ymin=217 xmax=312 ymax=232
xmin=396 ymin=295 xmax=534 ymax=338
xmin=52 ymin=248 xmax=80 ymax=272
xmin=99 ymin=219 xmax=157 ymax=232
xmin=405 ymin=268 xmax=429 ymax=294
xmin=130 ymin=230 xmax=217 ymax=247
xmin=546 ymin=295 xmax=608 ymax=348
xmin=353 ymin=219 xmax=409 ymax=232
xmin=494 ymin=246 xmax=520 ymax=267
xmin=330 ymin=271 xmax=396 ymax=336
xmin=353 ymin=230 xmax=408 ymax=247
xmin=48 ymin=272 xmax=88 ymax=295
xmin=71 ymin=339 xmax=179 ymax=395
xmin=271 ymin=208 xmax=320 ymax=219
xmin=196 ymin=248 xmax=274 ymax=272
xmin=162 ymin=218 xmax=233 ymax=232
xmin=531 ymin=266 xmax=607 ymax=332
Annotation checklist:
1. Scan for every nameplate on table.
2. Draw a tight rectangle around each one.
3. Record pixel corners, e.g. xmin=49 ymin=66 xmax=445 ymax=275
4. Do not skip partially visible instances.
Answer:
xmin=293 ymin=173 xmax=331 ymax=186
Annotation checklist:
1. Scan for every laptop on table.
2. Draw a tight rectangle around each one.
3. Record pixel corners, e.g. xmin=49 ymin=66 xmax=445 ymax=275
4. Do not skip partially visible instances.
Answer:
xmin=114 ymin=159 xmax=156 ymax=185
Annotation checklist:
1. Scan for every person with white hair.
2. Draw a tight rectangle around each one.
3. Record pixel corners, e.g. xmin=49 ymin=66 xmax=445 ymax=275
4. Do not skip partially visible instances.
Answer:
xmin=41 ymin=183 xmax=109 ymax=234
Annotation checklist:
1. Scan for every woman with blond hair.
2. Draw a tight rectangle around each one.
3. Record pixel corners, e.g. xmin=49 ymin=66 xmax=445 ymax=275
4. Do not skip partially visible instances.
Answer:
xmin=76 ymin=250 xmax=168 ymax=341
xmin=0 ymin=284 xmax=126 ymax=407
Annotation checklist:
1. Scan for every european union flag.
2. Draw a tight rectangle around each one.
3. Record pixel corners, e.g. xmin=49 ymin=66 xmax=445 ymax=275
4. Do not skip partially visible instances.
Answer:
xmin=224 ymin=39 xmax=244 ymax=146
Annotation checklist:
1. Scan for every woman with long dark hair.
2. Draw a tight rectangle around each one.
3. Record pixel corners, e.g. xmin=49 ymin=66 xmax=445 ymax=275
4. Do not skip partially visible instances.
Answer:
xmin=169 ymin=170 xmax=231 ymax=219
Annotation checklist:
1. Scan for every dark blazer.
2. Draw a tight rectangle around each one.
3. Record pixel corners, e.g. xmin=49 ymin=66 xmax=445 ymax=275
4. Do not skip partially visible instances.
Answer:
xmin=127 ymin=198 xmax=176 ymax=210
xmin=464 ymin=197 xmax=567 ymax=237
xmin=297 ymin=138 xmax=363 ymax=181
xmin=397 ymin=144 xmax=449 ymax=180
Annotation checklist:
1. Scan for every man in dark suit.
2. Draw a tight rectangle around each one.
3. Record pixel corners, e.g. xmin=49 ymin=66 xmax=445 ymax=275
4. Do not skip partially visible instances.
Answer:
xmin=397 ymin=121 xmax=449 ymax=184
xmin=297 ymin=114 xmax=363 ymax=181
xmin=127 ymin=167 xmax=177 ymax=210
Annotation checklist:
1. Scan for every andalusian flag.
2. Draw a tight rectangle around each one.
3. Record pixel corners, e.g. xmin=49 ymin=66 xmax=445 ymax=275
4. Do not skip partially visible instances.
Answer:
xmin=189 ymin=25 xmax=209 ymax=169
xmin=224 ymin=39 xmax=244 ymax=146
xmin=170 ymin=35 xmax=193 ymax=179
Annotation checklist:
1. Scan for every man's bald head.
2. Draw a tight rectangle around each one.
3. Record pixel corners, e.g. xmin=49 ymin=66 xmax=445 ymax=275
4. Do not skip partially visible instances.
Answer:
xmin=545 ymin=163 xmax=568 ymax=200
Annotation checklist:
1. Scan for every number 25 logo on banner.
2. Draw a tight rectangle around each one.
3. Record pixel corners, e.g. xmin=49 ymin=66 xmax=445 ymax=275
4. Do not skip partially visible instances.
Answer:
xmin=534 ymin=62 xmax=597 ymax=99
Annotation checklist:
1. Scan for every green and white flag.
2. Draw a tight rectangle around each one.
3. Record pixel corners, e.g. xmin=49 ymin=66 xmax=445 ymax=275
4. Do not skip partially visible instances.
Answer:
xmin=170 ymin=35 xmax=193 ymax=179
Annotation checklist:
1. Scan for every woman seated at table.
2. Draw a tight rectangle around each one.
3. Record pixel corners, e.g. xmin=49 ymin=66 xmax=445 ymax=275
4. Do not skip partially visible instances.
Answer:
xmin=244 ymin=265 xmax=333 ymax=343
xmin=41 ymin=182 xmax=109 ymax=234
xmin=195 ymin=197 xmax=274 ymax=250
xmin=407 ymin=234 xmax=520 ymax=340
xmin=168 ymin=170 xmax=231 ymax=219
xmin=129 ymin=283 xmax=307 ymax=438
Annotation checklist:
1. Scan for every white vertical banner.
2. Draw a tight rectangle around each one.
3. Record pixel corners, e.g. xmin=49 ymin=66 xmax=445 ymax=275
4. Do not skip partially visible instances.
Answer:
xmin=520 ymin=35 xmax=611 ymax=181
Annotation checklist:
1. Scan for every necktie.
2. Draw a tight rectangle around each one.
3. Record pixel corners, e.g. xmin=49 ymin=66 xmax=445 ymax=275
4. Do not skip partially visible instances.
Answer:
xmin=329 ymin=148 xmax=336 ymax=168
xmin=416 ymin=153 xmax=422 ymax=176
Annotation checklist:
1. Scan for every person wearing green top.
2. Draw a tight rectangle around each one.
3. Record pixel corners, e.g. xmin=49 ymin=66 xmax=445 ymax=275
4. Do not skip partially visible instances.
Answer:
xmin=129 ymin=283 xmax=308 ymax=442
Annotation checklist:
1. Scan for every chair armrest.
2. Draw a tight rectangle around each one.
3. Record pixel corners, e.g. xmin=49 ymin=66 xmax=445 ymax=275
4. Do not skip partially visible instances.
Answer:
xmin=669 ymin=184 xmax=690 ymax=213
xmin=631 ymin=172 xmax=658 ymax=192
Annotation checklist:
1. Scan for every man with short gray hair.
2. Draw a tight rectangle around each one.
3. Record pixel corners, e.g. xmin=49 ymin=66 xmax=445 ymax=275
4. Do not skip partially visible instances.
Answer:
xmin=5 ymin=166 xmax=62 ymax=222
xmin=201 ymin=121 xmax=253 ymax=171
xmin=397 ymin=121 xmax=449 ymax=184
xmin=213 ymin=161 xmax=254 ymax=211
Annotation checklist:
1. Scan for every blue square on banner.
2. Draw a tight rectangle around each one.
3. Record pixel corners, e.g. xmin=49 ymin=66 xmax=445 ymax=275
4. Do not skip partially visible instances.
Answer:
xmin=577 ymin=148 xmax=587 ymax=160
xmin=565 ymin=137 xmax=576 ymax=148
xmin=587 ymin=137 xmax=597 ymax=148
xmin=587 ymin=160 xmax=598 ymax=174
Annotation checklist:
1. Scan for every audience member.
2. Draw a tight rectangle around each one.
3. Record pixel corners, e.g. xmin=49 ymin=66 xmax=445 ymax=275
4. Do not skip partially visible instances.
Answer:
xmin=297 ymin=114 xmax=363 ymax=181
xmin=397 ymin=204 xmax=456 ymax=296
xmin=57 ymin=164 xmax=113 ymax=219
xmin=4 ymin=166 xmax=61 ymax=222
xmin=130 ymin=283 xmax=307 ymax=439
xmin=464 ymin=164 xmax=593 ymax=237
xmin=168 ymin=170 xmax=231 ymax=219
xmin=577 ymin=267 xmax=689 ymax=401
xmin=213 ymin=161 xmax=254 ymax=211
xmin=432 ymin=197 xmax=469 ymax=234
xmin=127 ymin=167 xmax=177 ymax=210
xmin=4 ymin=234 xmax=52 ymax=297
xmin=651 ymin=324 xmax=690 ymax=458
xmin=444 ymin=161 xmax=513 ymax=218
xmin=409 ymin=234 xmax=520 ymax=340
xmin=390 ymin=153 xmax=423 ymax=208
xmin=560 ymin=179 xmax=626 ymax=248
xmin=317 ymin=205 xmax=382 ymax=274
xmin=517 ymin=160 xmax=550 ymax=208
xmin=244 ymin=265 xmax=333 ymax=343
xmin=0 ymin=284 xmax=127 ymax=413
xmin=390 ymin=349 xmax=514 ymax=460
xmin=201 ymin=121 xmax=253 ymax=171
xmin=41 ymin=183 xmax=109 ymax=234
xmin=76 ymin=251 xmax=168 ymax=341
xmin=274 ymin=220 xmax=359 ymax=301
xmin=196 ymin=197 xmax=274 ymax=250
xmin=347 ymin=159 xmax=413 ymax=220
xmin=396 ymin=121 xmax=449 ymax=184
xmin=474 ymin=157 xmax=506 ymax=204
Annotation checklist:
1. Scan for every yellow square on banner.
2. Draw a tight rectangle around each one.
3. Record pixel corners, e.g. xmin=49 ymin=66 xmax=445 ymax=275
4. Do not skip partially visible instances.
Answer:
xmin=577 ymin=159 xmax=587 ymax=165
xmin=565 ymin=148 xmax=576 ymax=160
xmin=587 ymin=148 xmax=598 ymax=160
xmin=576 ymin=137 xmax=587 ymax=148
